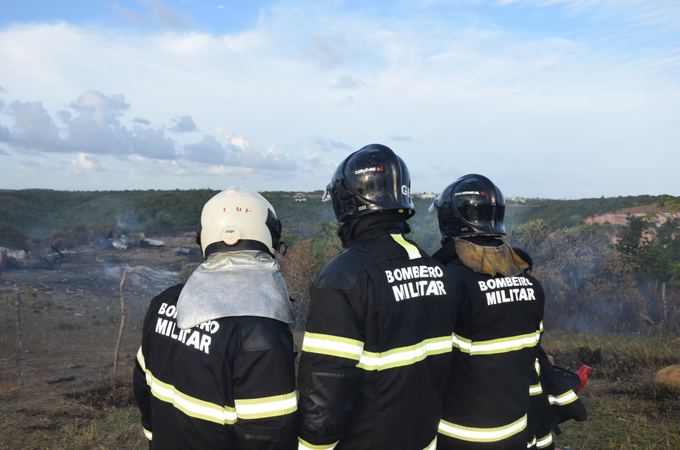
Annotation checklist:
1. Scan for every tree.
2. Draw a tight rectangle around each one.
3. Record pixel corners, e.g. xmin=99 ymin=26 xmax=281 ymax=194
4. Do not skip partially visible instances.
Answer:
xmin=279 ymin=240 xmax=318 ymax=330
xmin=615 ymin=214 xmax=653 ymax=256
xmin=507 ymin=219 xmax=550 ymax=256
xmin=0 ymin=222 xmax=28 ymax=250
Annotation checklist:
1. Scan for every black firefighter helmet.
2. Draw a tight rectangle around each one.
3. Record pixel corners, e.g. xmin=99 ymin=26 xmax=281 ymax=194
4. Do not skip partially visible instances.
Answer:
xmin=430 ymin=174 xmax=506 ymax=239
xmin=324 ymin=144 xmax=415 ymax=225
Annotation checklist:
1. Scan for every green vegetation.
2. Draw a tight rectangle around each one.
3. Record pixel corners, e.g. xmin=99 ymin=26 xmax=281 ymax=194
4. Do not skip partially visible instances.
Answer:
xmin=0 ymin=189 xmax=218 ymax=238
xmin=541 ymin=333 xmax=680 ymax=449
xmin=520 ymin=195 xmax=668 ymax=230
xmin=510 ymin=209 xmax=680 ymax=333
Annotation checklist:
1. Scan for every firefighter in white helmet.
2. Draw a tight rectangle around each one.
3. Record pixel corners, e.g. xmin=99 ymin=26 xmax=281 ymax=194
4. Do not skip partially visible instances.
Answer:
xmin=133 ymin=186 xmax=298 ymax=450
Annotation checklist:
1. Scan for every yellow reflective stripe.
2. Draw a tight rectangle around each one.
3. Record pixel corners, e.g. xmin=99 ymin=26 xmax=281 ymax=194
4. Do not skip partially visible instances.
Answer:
xmin=143 ymin=427 xmax=152 ymax=441
xmin=534 ymin=358 xmax=541 ymax=376
xmin=452 ymin=329 xmax=541 ymax=355
xmin=527 ymin=435 xmax=536 ymax=448
xmin=452 ymin=334 xmax=472 ymax=352
xmin=424 ymin=435 xmax=437 ymax=450
xmin=357 ymin=336 xmax=452 ymax=371
xmin=549 ymin=390 xmax=578 ymax=406
xmin=302 ymin=332 xmax=364 ymax=361
xmin=529 ymin=382 xmax=543 ymax=395
xmin=235 ymin=391 xmax=297 ymax=420
xmin=537 ymin=432 xmax=553 ymax=448
xmin=539 ymin=321 xmax=544 ymax=332
xmin=137 ymin=346 xmax=237 ymax=425
xmin=298 ymin=437 xmax=338 ymax=449
xmin=391 ymin=234 xmax=421 ymax=260
xmin=439 ymin=414 xmax=527 ymax=443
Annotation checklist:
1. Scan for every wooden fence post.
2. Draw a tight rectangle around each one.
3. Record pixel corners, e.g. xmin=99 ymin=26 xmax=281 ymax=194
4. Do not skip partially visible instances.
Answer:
xmin=113 ymin=270 xmax=127 ymax=374
xmin=16 ymin=294 xmax=24 ymax=391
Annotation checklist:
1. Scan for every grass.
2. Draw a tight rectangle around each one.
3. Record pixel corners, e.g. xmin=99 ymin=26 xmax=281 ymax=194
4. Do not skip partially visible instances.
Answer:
xmin=541 ymin=333 xmax=680 ymax=449
xmin=0 ymin=373 xmax=146 ymax=450
xmin=0 ymin=332 xmax=678 ymax=448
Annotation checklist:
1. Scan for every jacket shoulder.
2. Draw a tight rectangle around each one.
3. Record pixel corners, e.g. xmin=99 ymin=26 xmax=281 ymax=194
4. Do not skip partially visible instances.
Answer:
xmin=443 ymin=259 xmax=470 ymax=287
xmin=314 ymin=240 xmax=373 ymax=290
xmin=233 ymin=316 xmax=293 ymax=351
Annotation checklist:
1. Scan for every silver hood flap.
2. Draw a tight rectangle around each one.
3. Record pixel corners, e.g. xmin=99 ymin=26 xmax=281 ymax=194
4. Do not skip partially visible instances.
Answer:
xmin=177 ymin=251 xmax=295 ymax=330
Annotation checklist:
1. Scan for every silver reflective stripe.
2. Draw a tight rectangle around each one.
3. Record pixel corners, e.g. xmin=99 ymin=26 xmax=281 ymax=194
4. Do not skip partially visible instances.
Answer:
xmin=537 ymin=432 xmax=553 ymax=448
xmin=302 ymin=332 xmax=364 ymax=361
xmin=303 ymin=332 xmax=452 ymax=371
xmin=138 ymin=347 xmax=237 ymax=424
xmin=439 ymin=414 xmax=527 ymax=442
xmin=548 ymin=390 xmax=578 ymax=406
xmin=529 ymin=383 xmax=543 ymax=395
xmin=357 ymin=336 xmax=452 ymax=371
xmin=143 ymin=427 xmax=153 ymax=441
xmin=526 ymin=435 xmax=536 ymax=448
xmin=452 ymin=328 xmax=541 ymax=356
xmin=235 ymin=392 xmax=297 ymax=420
xmin=298 ymin=437 xmax=338 ymax=449
xmin=391 ymin=234 xmax=421 ymax=260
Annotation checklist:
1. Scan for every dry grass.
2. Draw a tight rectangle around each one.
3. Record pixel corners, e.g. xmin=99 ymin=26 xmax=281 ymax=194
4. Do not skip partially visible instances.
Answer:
xmin=541 ymin=333 xmax=680 ymax=449
xmin=0 ymin=372 xmax=146 ymax=450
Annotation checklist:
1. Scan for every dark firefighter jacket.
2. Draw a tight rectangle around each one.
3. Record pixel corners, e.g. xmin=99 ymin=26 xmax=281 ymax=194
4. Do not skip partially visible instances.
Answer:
xmin=527 ymin=346 xmax=588 ymax=450
xmin=297 ymin=221 xmax=457 ymax=450
xmin=133 ymin=283 xmax=297 ymax=450
xmin=433 ymin=239 xmax=545 ymax=450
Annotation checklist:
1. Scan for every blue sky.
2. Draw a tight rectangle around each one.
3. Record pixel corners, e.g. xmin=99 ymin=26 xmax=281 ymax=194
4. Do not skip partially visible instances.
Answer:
xmin=0 ymin=0 xmax=678 ymax=199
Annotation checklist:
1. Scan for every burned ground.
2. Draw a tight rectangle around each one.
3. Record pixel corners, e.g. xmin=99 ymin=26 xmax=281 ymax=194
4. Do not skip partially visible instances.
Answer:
xmin=0 ymin=231 xmax=678 ymax=449
xmin=0 ymin=230 xmax=201 ymax=391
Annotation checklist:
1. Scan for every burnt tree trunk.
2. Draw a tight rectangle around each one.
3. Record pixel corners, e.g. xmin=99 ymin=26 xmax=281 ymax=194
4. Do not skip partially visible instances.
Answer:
xmin=113 ymin=270 xmax=127 ymax=374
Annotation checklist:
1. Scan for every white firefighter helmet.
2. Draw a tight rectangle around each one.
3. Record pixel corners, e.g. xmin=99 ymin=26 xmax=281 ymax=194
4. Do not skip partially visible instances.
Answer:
xmin=198 ymin=186 xmax=282 ymax=258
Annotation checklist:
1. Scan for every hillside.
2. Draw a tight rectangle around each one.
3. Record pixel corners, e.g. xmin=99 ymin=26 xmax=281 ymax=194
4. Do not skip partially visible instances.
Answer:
xmin=0 ymin=190 xmax=675 ymax=252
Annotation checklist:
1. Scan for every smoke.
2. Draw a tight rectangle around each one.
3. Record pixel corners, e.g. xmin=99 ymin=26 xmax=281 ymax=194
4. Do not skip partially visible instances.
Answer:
xmin=103 ymin=263 xmax=179 ymax=294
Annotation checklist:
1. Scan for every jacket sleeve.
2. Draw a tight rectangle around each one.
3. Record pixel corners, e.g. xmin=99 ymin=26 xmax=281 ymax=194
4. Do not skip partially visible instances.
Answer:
xmin=538 ymin=347 xmax=588 ymax=426
xmin=296 ymin=283 xmax=364 ymax=449
xmin=231 ymin=317 xmax=298 ymax=450
xmin=133 ymin=345 xmax=153 ymax=444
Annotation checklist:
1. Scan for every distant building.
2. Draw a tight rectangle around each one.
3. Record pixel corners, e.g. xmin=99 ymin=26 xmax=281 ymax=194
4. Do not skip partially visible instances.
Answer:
xmin=506 ymin=195 xmax=526 ymax=203
xmin=294 ymin=193 xmax=307 ymax=202
xmin=413 ymin=192 xmax=438 ymax=199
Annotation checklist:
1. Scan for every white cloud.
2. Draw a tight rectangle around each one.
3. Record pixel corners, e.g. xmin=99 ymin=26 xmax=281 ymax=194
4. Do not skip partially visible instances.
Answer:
xmin=109 ymin=0 xmax=196 ymax=29
xmin=0 ymin=91 xmax=177 ymax=159
xmin=330 ymin=75 xmax=367 ymax=90
xmin=310 ymin=136 xmax=354 ymax=152
xmin=0 ymin=2 xmax=678 ymax=196
xmin=169 ymin=115 xmax=198 ymax=133
xmin=69 ymin=153 xmax=110 ymax=174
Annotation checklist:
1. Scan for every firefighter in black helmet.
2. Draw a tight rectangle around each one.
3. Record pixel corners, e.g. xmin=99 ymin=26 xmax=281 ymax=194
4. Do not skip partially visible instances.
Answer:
xmin=512 ymin=248 xmax=588 ymax=450
xmin=430 ymin=174 xmax=546 ymax=450
xmin=297 ymin=144 xmax=457 ymax=450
